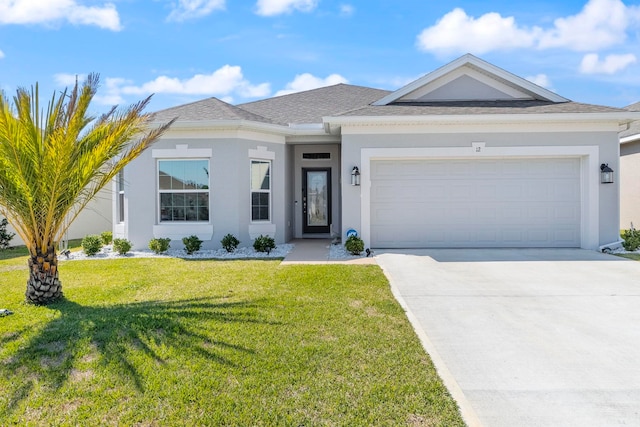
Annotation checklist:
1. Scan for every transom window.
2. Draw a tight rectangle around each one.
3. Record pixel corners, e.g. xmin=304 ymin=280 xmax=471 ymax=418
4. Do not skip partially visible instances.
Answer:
xmin=158 ymin=160 xmax=209 ymax=222
xmin=251 ymin=160 xmax=271 ymax=222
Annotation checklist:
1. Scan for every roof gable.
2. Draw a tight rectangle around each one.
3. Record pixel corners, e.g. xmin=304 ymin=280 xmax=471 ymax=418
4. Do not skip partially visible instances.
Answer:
xmin=373 ymin=54 xmax=568 ymax=106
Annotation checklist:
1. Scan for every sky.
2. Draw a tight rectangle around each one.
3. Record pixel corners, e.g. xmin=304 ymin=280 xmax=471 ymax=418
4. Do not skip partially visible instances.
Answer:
xmin=1 ymin=0 xmax=640 ymax=114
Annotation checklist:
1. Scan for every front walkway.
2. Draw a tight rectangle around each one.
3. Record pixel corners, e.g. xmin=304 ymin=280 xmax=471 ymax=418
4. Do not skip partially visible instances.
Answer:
xmin=280 ymin=239 xmax=376 ymax=265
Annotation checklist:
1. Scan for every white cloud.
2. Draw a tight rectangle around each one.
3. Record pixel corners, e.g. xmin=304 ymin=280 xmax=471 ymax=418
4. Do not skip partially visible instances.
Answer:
xmin=275 ymin=73 xmax=347 ymax=96
xmin=580 ymin=53 xmax=637 ymax=74
xmin=54 ymin=73 xmax=86 ymax=86
xmin=538 ymin=0 xmax=639 ymax=50
xmin=339 ymin=4 xmax=354 ymax=17
xmin=416 ymin=0 xmax=640 ymax=55
xmin=416 ymin=8 xmax=539 ymax=54
xmin=166 ymin=0 xmax=225 ymax=22
xmin=91 ymin=66 xmax=271 ymax=106
xmin=0 ymin=0 xmax=122 ymax=31
xmin=255 ymin=0 xmax=318 ymax=16
xmin=525 ymin=74 xmax=552 ymax=89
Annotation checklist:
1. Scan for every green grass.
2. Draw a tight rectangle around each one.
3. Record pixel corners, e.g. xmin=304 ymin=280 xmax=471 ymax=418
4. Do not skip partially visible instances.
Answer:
xmin=0 ymin=256 xmax=464 ymax=426
xmin=615 ymin=253 xmax=640 ymax=261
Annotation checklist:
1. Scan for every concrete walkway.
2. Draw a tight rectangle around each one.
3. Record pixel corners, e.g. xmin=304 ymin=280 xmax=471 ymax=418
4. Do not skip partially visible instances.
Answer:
xmin=376 ymin=249 xmax=640 ymax=427
xmin=280 ymin=239 xmax=376 ymax=265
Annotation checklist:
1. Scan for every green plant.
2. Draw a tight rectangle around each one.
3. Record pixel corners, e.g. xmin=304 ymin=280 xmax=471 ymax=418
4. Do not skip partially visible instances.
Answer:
xmin=0 ymin=218 xmax=15 ymax=250
xmin=81 ymin=234 xmax=103 ymax=256
xmin=621 ymin=228 xmax=640 ymax=251
xmin=345 ymin=235 xmax=364 ymax=255
xmin=221 ymin=233 xmax=240 ymax=253
xmin=100 ymin=231 xmax=113 ymax=245
xmin=112 ymin=238 xmax=133 ymax=255
xmin=182 ymin=235 xmax=203 ymax=255
xmin=253 ymin=235 xmax=276 ymax=254
xmin=149 ymin=237 xmax=171 ymax=254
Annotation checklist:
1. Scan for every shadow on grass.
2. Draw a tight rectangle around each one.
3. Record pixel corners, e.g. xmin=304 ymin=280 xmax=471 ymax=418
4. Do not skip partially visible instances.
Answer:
xmin=0 ymin=296 xmax=264 ymax=417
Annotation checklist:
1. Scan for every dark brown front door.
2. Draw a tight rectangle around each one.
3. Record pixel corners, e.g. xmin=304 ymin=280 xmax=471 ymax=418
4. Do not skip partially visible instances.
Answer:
xmin=302 ymin=168 xmax=331 ymax=234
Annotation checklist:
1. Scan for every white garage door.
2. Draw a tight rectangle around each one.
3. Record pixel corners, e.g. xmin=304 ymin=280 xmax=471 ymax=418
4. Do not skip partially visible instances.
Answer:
xmin=370 ymin=158 xmax=581 ymax=248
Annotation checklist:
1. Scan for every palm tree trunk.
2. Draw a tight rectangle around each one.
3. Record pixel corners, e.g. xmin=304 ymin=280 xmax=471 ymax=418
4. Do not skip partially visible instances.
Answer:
xmin=26 ymin=245 xmax=63 ymax=304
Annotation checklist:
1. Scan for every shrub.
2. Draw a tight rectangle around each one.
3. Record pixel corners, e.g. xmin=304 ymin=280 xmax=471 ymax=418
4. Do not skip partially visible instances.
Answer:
xmin=182 ymin=235 xmax=203 ymax=255
xmin=345 ymin=235 xmax=364 ymax=255
xmin=100 ymin=231 xmax=113 ymax=245
xmin=253 ymin=235 xmax=276 ymax=254
xmin=82 ymin=234 xmax=103 ymax=256
xmin=621 ymin=228 xmax=640 ymax=251
xmin=112 ymin=238 xmax=133 ymax=255
xmin=149 ymin=238 xmax=171 ymax=254
xmin=221 ymin=233 xmax=240 ymax=253
xmin=0 ymin=218 xmax=15 ymax=250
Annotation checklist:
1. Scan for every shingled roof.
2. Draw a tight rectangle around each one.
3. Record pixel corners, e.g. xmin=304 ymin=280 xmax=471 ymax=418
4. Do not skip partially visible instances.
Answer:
xmin=151 ymin=97 xmax=276 ymax=124
xmin=334 ymin=100 xmax=626 ymax=117
xmin=620 ymin=101 xmax=640 ymax=140
xmin=237 ymin=83 xmax=391 ymax=125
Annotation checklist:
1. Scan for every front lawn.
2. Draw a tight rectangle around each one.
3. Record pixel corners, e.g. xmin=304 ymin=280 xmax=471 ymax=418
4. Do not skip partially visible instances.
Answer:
xmin=0 ymin=257 xmax=464 ymax=426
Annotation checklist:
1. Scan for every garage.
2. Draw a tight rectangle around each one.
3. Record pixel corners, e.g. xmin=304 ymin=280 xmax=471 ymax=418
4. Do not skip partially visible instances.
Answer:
xmin=370 ymin=157 xmax=581 ymax=248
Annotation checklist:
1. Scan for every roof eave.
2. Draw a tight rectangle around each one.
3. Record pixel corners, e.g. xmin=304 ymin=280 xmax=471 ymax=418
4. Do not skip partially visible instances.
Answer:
xmin=149 ymin=119 xmax=329 ymax=136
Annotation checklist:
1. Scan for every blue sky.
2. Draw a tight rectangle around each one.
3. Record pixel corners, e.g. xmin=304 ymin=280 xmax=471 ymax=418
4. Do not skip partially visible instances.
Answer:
xmin=1 ymin=0 xmax=640 ymax=113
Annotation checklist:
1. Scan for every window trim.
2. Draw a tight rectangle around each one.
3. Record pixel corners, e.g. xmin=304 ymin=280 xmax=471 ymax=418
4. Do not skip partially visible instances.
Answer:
xmin=250 ymin=159 xmax=272 ymax=223
xmin=157 ymin=158 xmax=210 ymax=223
xmin=117 ymin=169 xmax=125 ymax=223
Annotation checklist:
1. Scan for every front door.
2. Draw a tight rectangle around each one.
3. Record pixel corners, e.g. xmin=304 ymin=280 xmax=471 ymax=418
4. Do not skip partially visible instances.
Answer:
xmin=303 ymin=168 xmax=331 ymax=234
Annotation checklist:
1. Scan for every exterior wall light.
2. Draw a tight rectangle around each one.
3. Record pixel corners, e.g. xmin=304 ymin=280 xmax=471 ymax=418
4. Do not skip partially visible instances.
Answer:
xmin=600 ymin=163 xmax=614 ymax=184
xmin=351 ymin=166 xmax=361 ymax=186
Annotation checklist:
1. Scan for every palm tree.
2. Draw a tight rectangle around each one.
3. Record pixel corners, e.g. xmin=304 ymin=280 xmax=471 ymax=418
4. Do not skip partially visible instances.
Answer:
xmin=0 ymin=74 xmax=174 ymax=304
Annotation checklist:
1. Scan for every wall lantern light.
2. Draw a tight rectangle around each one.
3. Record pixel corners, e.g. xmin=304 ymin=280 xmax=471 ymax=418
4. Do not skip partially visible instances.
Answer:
xmin=600 ymin=163 xmax=614 ymax=184
xmin=351 ymin=166 xmax=361 ymax=186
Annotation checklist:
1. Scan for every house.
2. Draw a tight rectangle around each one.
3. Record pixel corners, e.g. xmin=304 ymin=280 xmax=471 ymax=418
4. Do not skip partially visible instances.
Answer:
xmin=114 ymin=54 xmax=639 ymax=251
xmin=619 ymin=102 xmax=640 ymax=231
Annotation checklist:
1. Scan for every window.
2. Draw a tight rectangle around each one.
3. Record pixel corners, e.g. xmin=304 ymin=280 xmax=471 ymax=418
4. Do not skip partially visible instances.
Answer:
xmin=251 ymin=160 xmax=271 ymax=221
xmin=158 ymin=160 xmax=209 ymax=222
xmin=117 ymin=170 xmax=125 ymax=223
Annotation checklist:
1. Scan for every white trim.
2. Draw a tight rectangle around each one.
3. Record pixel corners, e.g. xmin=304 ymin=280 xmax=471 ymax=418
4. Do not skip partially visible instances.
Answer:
xmin=157 ymin=158 xmax=211 ymax=223
xmin=373 ymin=54 xmax=568 ymax=105
xmin=248 ymin=146 xmax=276 ymax=160
xmin=250 ymin=159 xmax=273 ymax=223
xmin=152 ymin=144 xmax=212 ymax=158
xmin=620 ymin=134 xmax=640 ymax=145
xmin=360 ymin=145 xmax=600 ymax=250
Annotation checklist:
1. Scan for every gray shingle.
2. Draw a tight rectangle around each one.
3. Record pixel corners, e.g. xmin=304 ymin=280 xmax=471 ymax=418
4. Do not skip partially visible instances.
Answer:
xmin=237 ymin=84 xmax=391 ymax=125
xmin=335 ymin=100 xmax=627 ymax=117
xmin=151 ymin=97 xmax=275 ymax=124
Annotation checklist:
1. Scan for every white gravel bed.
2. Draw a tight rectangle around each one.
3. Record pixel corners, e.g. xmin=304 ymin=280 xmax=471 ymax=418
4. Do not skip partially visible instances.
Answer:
xmin=61 ymin=244 xmax=294 ymax=261
xmin=328 ymin=243 xmax=369 ymax=260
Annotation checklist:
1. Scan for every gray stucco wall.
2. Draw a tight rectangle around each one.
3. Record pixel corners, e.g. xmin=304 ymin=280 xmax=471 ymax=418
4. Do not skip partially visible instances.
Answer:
xmin=341 ymin=129 xmax=621 ymax=248
xmin=119 ymin=136 xmax=288 ymax=250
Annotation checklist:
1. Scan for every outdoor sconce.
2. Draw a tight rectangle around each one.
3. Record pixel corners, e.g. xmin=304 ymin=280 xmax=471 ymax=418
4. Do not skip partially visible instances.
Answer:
xmin=351 ymin=166 xmax=361 ymax=186
xmin=600 ymin=163 xmax=614 ymax=184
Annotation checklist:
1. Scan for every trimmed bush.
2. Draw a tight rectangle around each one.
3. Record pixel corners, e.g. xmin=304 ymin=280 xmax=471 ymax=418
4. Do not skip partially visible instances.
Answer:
xmin=100 ymin=231 xmax=113 ymax=245
xmin=221 ymin=233 xmax=240 ymax=253
xmin=182 ymin=235 xmax=203 ymax=255
xmin=621 ymin=228 xmax=640 ymax=251
xmin=253 ymin=235 xmax=276 ymax=254
xmin=0 ymin=218 xmax=15 ymax=250
xmin=82 ymin=234 xmax=103 ymax=256
xmin=149 ymin=238 xmax=171 ymax=254
xmin=112 ymin=238 xmax=133 ymax=255
xmin=345 ymin=235 xmax=364 ymax=255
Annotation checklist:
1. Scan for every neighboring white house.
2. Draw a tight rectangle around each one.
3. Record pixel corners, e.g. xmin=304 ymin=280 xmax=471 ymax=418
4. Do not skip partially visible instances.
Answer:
xmin=619 ymin=102 xmax=640 ymax=231
xmin=4 ymin=187 xmax=112 ymax=247
xmin=114 ymin=54 xmax=639 ymax=251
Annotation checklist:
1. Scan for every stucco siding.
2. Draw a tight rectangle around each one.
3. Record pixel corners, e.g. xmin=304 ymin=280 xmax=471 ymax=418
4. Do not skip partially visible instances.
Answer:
xmin=620 ymin=140 xmax=640 ymax=230
xmin=341 ymin=129 xmax=620 ymax=249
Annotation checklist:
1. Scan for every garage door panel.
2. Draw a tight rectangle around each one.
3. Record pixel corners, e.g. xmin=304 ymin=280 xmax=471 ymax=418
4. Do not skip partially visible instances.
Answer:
xmin=370 ymin=158 xmax=581 ymax=248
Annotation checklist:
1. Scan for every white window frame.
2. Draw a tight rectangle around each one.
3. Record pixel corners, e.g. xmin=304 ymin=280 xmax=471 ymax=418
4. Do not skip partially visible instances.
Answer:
xmin=116 ymin=169 xmax=125 ymax=223
xmin=157 ymin=158 xmax=210 ymax=223
xmin=250 ymin=159 xmax=272 ymax=223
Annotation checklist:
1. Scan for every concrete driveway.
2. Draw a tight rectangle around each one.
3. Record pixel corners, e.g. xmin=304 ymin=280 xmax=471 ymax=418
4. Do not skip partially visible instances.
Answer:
xmin=375 ymin=249 xmax=640 ymax=427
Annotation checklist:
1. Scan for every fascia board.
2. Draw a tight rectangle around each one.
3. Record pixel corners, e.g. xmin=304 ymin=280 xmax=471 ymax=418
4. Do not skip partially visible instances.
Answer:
xmin=324 ymin=111 xmax=640 ymax=126
xmin=620 ymin=134 xmax=640 ymax=144
xmin=150 ymin=119 xmax=328 ymax=137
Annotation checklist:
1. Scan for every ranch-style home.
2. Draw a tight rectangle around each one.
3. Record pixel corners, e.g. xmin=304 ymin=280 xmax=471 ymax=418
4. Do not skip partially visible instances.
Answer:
xmin=113 ymin=54 xmax=640 ymax=251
